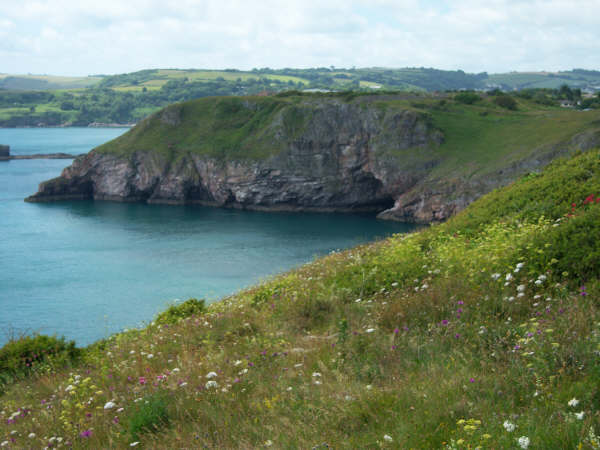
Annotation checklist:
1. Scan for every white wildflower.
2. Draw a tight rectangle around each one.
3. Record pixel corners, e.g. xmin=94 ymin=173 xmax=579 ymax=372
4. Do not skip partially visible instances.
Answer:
xmin=538 ymin=274 xmax=547 ymax=281
xmin=491 ymin=273 xmax=501 ymax=280
xmin=146 ymin=353 xmax=154 ymax=359
xmin=179 ymin=382 xmax=188 ymax=387
xmin=516 ymin=262 xmax=525 ymax=269
xmin=314 ymin=380 xmax=322 ymax=385
xmin=172 ymin=368 xmax=180 ymax=373
xmin=503 ymin=420 xmax=516 ymax=432
xmin=129 ymin=350 xmax=135 ymax=354
xmin=384 ymin=434 xmax=393 ymax=442
xmin=576 ymin=411 xmax=585 ymax=420
xmin=568 ymin=398 xmax=580 ymax=407
xmin=517 ymin=436 xmax=530 ymax=449
xmin=366 ymin=384 xmax=373 ymax=390
xmin=117 ymin=407 xmax=124 ymax=413
xmin=517 ymin=284 xmax=526 ymax=292
xmin=366 ymin=328 xmax=376 ymax=333
xmin=103 ymin=401 xmax=117 ymax=410
xmin=265 ymin=440 xmax=273 ymax=447
xmin=286 ymin=387 xmax=293 ymax=391
xmin=294 ymin=363 xmax=303 ymax=368
xmin=233 ymin=360 xmax=242 ymax=366
xmin=64 ymin=385 xmax=75 ymax=392
xmin=205 ymin=380 xmax=218 ymax=389
xmin=535 ymin=280 xmax=543 ymax=286
xmin=28 ymin=433 xmax=36 ymax=438
xmin=1 ymin=441 xmax=8 ymax=447
xmin=206 ymin=371 xmax=218 ymax=379
xmin=130 ymin=442 xmax=140 ymax=447
xmin=506 ymin=273 xmax=513 ymax=281
xmin=312 ymin=372 xmax=322 ymax=377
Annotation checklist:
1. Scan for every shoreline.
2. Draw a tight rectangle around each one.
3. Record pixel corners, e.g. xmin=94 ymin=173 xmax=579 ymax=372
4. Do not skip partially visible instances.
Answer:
xmin=0 ymin=152 xmax=79 ymax=160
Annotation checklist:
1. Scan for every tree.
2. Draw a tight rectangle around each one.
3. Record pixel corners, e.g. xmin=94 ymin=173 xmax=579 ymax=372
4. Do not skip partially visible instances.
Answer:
xmin=559 ymin=84 xmax=574 ymax=101
xmin=494 ymin=94 xmax=518 ymax=110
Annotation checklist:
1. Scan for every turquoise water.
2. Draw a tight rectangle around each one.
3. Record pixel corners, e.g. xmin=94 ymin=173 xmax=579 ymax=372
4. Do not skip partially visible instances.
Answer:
xmin=0 ymin=128 xmax=415 ymax=347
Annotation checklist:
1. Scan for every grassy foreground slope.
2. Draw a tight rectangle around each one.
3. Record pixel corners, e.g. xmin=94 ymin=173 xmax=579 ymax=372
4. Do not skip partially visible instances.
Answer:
xmin=3 ymin=151 xmax=600 ymax=448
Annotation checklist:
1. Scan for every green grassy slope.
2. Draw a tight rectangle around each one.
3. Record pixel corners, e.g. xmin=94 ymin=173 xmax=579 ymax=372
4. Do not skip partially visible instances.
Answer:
xmin=2 ymin=149 xmax=600 ymax=448
xmin=95 ymin=96 xmax=290 ymax=161
xmin=95 ymin=93 xmax=600 ymax=176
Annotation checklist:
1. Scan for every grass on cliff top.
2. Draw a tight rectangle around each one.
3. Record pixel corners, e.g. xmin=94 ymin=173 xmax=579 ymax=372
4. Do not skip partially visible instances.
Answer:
xmin=95 ymin=93 xmax=600 ymax=183
xmin=2 ymin=150 xmax=600 ymax=448
xmin=427 ymin=101 xmax=600 ymax=179
xmin=370 ymin=95 xmax=600 ymax=179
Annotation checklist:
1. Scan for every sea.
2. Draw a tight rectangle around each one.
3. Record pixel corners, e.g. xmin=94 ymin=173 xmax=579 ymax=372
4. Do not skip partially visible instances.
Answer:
xmin=0 ymin=128 xmax=415 ymax=346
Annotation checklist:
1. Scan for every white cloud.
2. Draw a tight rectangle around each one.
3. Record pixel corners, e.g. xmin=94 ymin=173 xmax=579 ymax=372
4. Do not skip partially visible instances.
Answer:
xmin=0 ymin=0 xmax=598 ymax=75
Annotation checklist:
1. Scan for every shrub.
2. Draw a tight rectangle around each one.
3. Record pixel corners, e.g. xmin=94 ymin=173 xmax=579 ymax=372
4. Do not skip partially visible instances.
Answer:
xmin=454 ymin=92 xmax=481 ymax=105
xmin=155 ymin=298 xmax=205 ymax=324
xmin=0 ymin=334 xmax=79 ymax=384
xmin=127 ymin=392 xmax=170 ymax=441
xmin=493 ymin=95 xmax=518 ymax=110
xmin=529 ymin=203 xmax=600 ymax=281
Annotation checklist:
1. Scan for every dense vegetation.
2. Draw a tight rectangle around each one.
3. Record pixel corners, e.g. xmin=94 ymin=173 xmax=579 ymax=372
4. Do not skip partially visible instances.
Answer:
xmin=1 ymin=68 xmax=599 ymax=127
xmin=2 ymin=147 xmax=600 ymax=448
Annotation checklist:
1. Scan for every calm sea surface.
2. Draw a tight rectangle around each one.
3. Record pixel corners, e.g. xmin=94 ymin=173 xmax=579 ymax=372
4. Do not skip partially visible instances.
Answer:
xmin=0 ymin=128 xmax=415 ymax=346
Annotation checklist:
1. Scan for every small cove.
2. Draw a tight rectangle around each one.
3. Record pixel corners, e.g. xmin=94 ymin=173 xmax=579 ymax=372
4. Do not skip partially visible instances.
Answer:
xmin=0 ymin=128 xmax=416 ymax=346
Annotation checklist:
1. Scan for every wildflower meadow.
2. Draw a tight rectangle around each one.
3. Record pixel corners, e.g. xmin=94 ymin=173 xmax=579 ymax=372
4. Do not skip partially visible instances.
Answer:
xmin=2 ymin=150 xmax=600 ymax=448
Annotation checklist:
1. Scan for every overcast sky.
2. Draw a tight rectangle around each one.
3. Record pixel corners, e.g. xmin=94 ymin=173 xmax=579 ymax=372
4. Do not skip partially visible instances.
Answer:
xmin=1 ymin=0 xmax=598 ymax=76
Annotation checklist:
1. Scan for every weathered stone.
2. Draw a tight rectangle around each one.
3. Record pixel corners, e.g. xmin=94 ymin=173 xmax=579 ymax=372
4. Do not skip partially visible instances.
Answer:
xmin=0 ymin=145 xmax=9 ymax=159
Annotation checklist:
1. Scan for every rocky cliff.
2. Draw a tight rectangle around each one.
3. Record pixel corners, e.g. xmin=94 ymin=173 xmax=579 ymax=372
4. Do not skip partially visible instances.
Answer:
xmin=26 ymin=94 xmax=600 ymax=222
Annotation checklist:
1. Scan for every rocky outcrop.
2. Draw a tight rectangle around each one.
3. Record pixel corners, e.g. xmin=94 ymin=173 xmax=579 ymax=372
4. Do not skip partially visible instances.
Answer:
xmin=0 ymin=145 xmax=9 ymax=159
xmin=26 ymin=96 xmax=600 ymax=223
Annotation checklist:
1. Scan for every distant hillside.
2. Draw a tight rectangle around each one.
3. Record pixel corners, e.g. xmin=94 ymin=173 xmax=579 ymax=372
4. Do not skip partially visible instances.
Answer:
xmin=1 ymin=68 xmax=599 ymax=127
xmin=0 ymin=74 xmax=101 ymax=90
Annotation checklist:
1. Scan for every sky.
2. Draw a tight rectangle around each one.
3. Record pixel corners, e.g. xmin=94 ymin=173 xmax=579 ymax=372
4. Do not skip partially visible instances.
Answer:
xmin=0 ymin=0 xmax=598 ymax=76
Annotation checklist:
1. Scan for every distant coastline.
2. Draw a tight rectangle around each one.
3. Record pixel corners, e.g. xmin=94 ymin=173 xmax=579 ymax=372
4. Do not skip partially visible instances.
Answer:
xmin=0 ymin=152 xmax=79 ymax=160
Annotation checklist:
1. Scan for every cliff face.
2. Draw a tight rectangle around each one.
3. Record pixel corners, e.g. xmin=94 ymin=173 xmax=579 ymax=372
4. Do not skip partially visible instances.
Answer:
xmin=26 ymin=95 xmax=600 ymax=222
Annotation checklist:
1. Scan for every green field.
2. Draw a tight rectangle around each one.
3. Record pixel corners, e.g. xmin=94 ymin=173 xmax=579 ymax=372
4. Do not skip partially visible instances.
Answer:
xmin=0 ymin=74 xmax=100 ymax=90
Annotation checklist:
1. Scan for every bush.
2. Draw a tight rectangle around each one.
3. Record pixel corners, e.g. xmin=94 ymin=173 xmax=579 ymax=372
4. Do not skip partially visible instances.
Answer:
xmin=127 ymin=392 xmax=170 ymax=441
xmin=529 ymin=204 xmax=600 ymax=281
xmin=493 ymin=95 xmax=518 ymax=110
xmin=155 ymin=298 xmax=205 ymax=324
xmin=0 ymin=334 xmax=80 ymax=382
xmin=454 ymin=92 xmax=481 ymax=105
